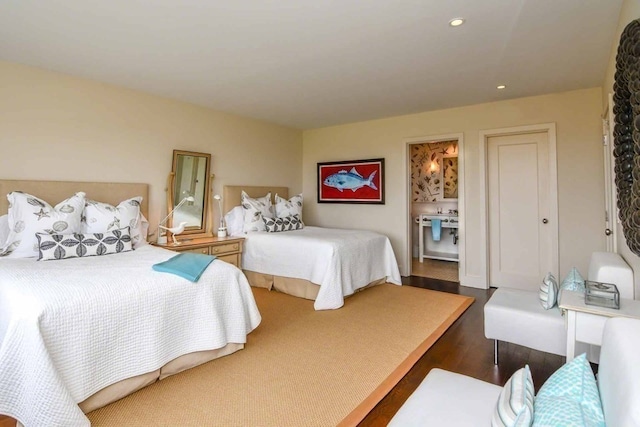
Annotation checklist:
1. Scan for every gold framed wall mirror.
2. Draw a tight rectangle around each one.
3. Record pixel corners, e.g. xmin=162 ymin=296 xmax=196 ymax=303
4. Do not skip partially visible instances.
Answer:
xmin=166 ymin=150 xmax=213 ymax=241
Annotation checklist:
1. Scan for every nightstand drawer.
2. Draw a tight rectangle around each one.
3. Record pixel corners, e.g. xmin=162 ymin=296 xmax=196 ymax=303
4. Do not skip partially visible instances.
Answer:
xmin=218 ymin=253 xmax=239 ymax=267
xmin=210 ymin=242 xmax=240 ymax=255
xmin=182 ymin=247 xmax=210 ymax=255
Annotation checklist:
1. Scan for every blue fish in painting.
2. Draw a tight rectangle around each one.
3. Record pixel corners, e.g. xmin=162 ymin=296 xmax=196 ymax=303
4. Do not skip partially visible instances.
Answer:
xmin=323 ymin=167 xmax=378 ymax=192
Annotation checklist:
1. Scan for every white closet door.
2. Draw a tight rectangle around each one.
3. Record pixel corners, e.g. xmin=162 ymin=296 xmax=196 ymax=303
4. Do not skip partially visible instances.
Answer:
xmin=488 ymin=131 xmax=553 ymax=290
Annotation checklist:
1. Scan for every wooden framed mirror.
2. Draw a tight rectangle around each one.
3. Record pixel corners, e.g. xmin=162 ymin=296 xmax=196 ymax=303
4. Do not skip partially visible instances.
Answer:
xmin=167 ymin=150 xmax=213 ymax=240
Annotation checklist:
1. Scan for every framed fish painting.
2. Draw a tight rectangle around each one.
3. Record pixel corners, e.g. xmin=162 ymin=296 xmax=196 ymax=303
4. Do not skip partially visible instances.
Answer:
xmin=317 ymin=158 xmax=385 ymax=204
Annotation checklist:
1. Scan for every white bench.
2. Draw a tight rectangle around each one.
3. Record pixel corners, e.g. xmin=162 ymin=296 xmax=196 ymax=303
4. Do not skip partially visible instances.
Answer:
xmin=484 ymin=252 xmax=633 ymax=364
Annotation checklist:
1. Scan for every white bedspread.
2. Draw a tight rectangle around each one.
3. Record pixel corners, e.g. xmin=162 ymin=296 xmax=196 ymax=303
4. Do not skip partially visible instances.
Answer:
xmin=0 ymin=245 xmax=261 ymax=427
xmin=242 ymin=226 xmax=402 ymax=310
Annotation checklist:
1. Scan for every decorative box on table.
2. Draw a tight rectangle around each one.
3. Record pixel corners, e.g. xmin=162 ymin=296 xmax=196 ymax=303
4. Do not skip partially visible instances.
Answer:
xmin=585 ymin=280 xmax=620 ymax=309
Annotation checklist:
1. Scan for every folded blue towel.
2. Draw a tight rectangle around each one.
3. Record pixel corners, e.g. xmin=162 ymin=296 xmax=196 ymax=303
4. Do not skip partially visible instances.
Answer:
xmin=152 ymin=253 xmax=216 ymax=282
xmin=431 ymin=218 xmax=442 ymax=241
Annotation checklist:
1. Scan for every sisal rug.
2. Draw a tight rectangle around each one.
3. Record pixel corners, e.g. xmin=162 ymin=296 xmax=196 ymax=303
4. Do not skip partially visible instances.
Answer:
xmin=88 ymin=284 xmax=473 ymax=426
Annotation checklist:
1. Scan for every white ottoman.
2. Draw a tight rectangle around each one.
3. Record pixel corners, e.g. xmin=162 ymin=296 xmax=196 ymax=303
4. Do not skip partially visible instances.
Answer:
xmin=484 ymin=288 xmax=566 ymax=364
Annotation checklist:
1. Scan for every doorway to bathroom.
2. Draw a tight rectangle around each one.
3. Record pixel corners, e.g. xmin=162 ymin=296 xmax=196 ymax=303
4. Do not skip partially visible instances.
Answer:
xmin=406 ymin=134 xmax=464 ymax=282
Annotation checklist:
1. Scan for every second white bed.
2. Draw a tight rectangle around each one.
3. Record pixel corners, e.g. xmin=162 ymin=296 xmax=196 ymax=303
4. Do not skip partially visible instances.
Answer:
xmin=242 ymin=226 xmax=402 ymax=310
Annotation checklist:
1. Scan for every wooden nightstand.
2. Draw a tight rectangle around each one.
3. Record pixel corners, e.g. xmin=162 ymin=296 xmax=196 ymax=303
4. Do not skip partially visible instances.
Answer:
xmin=154 ymin=236 xmax=244 ymax=267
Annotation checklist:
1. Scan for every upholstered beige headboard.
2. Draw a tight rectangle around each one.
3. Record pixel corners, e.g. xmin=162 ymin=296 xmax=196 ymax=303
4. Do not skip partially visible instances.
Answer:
xmin=0 ymin=180 xmax=149 ymax=218
xmin=223 ymin=185 xmax=288 ymax=214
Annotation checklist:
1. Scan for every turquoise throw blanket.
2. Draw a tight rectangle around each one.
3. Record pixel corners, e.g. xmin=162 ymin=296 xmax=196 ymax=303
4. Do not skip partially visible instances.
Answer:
xmin=152 ymin=253 xmax=217 ymax=282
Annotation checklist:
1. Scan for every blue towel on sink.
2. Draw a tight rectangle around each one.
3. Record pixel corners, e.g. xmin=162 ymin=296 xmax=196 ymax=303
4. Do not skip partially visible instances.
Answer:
xmin=431 ymin=218 xmax=442 ymax=241
xmin=152 ymin=253 xmax=217 ymax=282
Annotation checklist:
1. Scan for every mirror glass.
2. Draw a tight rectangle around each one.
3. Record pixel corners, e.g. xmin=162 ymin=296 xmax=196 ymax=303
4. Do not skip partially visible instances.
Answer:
xmin=168 ymin=150 xmax=212 ymax=238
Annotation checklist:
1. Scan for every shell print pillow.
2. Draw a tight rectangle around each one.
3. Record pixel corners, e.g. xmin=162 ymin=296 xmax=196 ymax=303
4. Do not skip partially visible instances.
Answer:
xmin=82 ymin=197 xmax=144 ymax=248
xmin=275 ymin=193 xmax=303 ymax=218
xmin=0 ymin=191 xmax=86 ymax=258
xmin=241 ymin=191 xmax=272 ymax=233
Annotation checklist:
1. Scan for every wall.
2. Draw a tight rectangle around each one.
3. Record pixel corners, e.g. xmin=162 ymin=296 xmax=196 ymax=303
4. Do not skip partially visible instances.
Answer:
xmin=303 ymin=88 xmax=605 ymax=283
xmin=603 ymin=0 xmax=640 ymax=298
xmin=0 ymin=61 xmax=303 ymax=229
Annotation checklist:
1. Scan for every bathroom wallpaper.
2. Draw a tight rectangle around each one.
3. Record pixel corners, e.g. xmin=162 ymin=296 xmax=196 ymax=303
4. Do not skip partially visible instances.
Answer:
xmin=411 ymin=140 xmax=458 ymax=202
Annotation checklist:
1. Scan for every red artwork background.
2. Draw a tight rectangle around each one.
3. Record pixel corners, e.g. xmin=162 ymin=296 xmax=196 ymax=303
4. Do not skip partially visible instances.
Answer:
xmin=317 ymin=159 xmax=384 ymax=204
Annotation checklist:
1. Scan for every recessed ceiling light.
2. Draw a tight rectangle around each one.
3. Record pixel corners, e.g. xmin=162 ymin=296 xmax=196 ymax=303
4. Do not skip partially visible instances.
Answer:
xmin=497 ymin=85 xmax=506 ymax=90
xmin=449 ymin=18 xmax=465 ymax=27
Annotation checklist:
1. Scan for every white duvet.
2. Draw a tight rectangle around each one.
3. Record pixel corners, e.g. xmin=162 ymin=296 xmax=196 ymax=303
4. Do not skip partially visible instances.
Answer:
xmin=242 ymin=226 xmax=402 ymax=310
xmin=0 ymin=245 xmax=261 ymax=427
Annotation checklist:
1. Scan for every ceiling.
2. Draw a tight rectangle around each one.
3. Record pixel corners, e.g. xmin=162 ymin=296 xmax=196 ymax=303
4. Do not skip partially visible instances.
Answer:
xmin=0 ymin=0 xmax=624 ymax=129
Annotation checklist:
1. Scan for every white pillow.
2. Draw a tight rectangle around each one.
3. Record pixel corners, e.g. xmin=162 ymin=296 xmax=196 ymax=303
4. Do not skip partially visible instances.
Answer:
xmin=0 ymin=215 xmax=9 ymax=247
xmin=0 ymin=191 xmax=86 ymax=258
xmin=275 ymin=193 xmax=303 ymax=218
xmin=539 ymin=272 xmax=558 ymax=310
xmin=241 ymin=191 xmax=272 ymax=233
xmin=492 ymin=365 xmax=534 ymax=426
xmin=224 ymin=206 xmax=245 ymax=237
xmin=82 ymin=197 xmax=145 ymax=248
xmin=138 ymin=213 xmax=150 ymax=247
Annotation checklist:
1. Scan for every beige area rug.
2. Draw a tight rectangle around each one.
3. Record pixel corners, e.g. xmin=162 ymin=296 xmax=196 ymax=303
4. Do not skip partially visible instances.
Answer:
xmin=88 ymin=284 xmax=473 ymax=427
xmin=412 ymin=257 xmax=460 ymax=282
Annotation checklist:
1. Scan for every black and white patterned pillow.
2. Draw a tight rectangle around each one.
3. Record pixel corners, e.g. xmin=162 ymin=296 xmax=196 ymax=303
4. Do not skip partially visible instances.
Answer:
xmin=263 ymin=214 xmax=304 ymax=232
xmin=36 ymin=227 xmax=133 ymax=261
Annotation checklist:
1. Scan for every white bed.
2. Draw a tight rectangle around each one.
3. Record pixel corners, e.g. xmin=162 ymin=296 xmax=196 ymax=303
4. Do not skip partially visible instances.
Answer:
xmin=0 ymin=180 xmax=261 ymax=427
xmin=224 ymin=185 xmax=402 ymax=310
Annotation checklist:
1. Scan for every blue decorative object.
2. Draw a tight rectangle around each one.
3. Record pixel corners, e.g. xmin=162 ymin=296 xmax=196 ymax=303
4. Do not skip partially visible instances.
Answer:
xmin=152 ymin=253 xmax=216 ymax=282
xmin=560 ymin=267 xmax=586 ymax=293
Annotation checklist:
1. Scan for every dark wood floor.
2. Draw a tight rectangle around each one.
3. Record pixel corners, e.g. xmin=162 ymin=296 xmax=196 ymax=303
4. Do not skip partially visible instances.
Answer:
xmin=358 ymin=276 xmax=565 ymax=426
xmin=0 ymin=277 xmax=565 ymax=427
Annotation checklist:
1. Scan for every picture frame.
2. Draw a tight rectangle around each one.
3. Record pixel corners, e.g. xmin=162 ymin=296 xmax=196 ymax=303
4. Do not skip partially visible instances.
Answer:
xmin=317 ymin=158 xmax=384 ymax=204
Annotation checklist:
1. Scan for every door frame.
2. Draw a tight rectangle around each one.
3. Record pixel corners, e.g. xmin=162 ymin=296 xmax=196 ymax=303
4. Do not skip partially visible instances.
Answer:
xmin=403 ymin=132 xmax=465 ymax=279
xmin=479 ymin=123 xmax=559 ymax=288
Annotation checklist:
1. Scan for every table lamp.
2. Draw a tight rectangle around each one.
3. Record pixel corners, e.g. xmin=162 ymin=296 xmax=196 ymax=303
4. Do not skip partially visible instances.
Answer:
xmin=213 ymin=194 xmax=227 ymax=237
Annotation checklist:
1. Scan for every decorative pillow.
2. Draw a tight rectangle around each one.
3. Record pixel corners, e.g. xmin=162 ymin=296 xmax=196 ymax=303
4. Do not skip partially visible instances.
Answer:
xmin=275 ymin=193 xmax=303 ymax=218
xmin=492 ymin=365 xmax=534 ymax=427
xmin=533 ymin=354 xmax=605 ymax=426
xmin=224 ymin=206 xmax=245 ymax=236
xmin=241 ymin=191 xmax=272 ymax=233
xmin=0 ymin=191 xmax=86 ymax=258
xmin=82 ymin=197 xmax=144 ymax=248
xmin=539 ymin=272 xmax=558 ymax=310
xmin=37 ymin=227 xmax=133 ymax=261
xmin=0 ymin=215 xmax=8 ymax=248
xmin=263 ymin=214 xmax=304 ymax=232
xmin=560 ymin=267 xmax=586 ymax=294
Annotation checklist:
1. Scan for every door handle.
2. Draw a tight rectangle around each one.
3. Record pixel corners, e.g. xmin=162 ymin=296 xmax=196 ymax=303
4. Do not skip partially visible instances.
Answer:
xmin=542 ymin=218 xmax=548 ymax=224
xmin=605 ymin=228 xmax=612 ymax=236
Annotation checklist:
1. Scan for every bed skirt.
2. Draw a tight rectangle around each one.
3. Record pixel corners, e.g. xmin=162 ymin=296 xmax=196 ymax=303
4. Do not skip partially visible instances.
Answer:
xmin=243 ymin=270 xmax=386 ymax=301
xmin=80 ymin=343 xmax=244 ymax=414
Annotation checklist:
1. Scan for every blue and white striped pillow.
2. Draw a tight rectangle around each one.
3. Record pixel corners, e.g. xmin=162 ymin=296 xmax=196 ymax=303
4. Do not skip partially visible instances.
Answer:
xmin=492 ymin=365 xmax=535 ymax=427
xmin=539 ymin=272 xmax=558 ymax=310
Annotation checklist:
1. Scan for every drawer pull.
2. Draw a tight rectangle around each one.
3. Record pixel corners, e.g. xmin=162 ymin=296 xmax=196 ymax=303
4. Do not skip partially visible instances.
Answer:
xmin=213 ymin=247 xmax=220 ymax=253
xmin=201 ymin=249 xmax=208 ymax=254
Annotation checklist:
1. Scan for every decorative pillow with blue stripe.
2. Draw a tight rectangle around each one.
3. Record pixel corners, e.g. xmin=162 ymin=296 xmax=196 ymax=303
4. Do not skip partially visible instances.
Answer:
xmin=492 ymin=365 xmax=535 ymax=427
xmin=539 ymin=272 xmax=558 ymax=310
